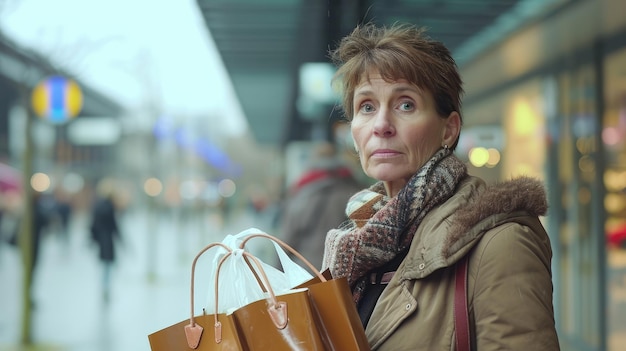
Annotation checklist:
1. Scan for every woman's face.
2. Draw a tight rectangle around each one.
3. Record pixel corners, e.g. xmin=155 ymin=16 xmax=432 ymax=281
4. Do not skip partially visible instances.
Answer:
xmin=351 ymin=72 xmax=459 ymax=197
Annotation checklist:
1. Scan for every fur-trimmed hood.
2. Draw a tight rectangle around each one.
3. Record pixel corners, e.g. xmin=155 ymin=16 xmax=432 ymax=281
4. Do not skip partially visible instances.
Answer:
xmin=402 ymin=175 xmax=549 ymax=279
xmin=444 ymin=175 xmax=548 ymax=256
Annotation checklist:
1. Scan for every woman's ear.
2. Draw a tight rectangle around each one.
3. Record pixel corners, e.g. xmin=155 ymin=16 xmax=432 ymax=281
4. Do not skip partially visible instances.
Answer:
xmin=442 ymin=111 xmax=461 ymax=147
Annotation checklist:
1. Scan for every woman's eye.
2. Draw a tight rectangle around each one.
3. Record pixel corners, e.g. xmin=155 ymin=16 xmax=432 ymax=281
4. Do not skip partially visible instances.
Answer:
xmin=399 ymin=101 xmax=414 ymax=111
xmin=359 ymin=103 xmax=374 ymax=113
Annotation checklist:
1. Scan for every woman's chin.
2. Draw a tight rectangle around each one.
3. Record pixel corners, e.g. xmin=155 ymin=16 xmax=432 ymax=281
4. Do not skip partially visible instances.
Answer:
xmin=366 ymin=167 xmax=411 ymax=184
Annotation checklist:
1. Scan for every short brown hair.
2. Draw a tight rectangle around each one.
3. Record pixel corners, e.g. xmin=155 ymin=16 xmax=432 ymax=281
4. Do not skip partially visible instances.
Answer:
xmin=330 ymin=23 xmax=464 ymax=144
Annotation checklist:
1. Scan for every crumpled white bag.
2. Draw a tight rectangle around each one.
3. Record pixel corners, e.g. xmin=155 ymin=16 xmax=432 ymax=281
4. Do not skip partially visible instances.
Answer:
xmin=204 ymin=227 xmax=314 ymax=314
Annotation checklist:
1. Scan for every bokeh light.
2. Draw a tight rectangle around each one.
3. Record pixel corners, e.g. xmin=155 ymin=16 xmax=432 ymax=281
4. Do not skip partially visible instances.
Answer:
xmin=144 ymin=177 xmax=163 ymax=197
xmin=218 ymin=179 xmax=236 ymax=198
xmin=30 ymin=172 xmax=51 ymax=192
xmin=604 ymin=169 xmax=626 ymax=191
xmin=605 ymin=193 xmax=625 ymax=214
xmin=469 ymin=147 xmax=489 ymax=167
xmin=62 ymin=172 xmax=85 ymax=194
xmin=512 ymin=99 xmax=538 ymax=137
xmin=486 ymin=148 xmax=501 ymax=168
xmin=602 ymin=126 xmax=621 ymax=146
xmin=180 ymin=180 xmax=202 ymax=200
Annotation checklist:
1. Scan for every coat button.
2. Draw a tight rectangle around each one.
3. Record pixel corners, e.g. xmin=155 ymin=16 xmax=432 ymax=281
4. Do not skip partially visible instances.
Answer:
xmin=419 ymin=263 xmax=425 ymax=270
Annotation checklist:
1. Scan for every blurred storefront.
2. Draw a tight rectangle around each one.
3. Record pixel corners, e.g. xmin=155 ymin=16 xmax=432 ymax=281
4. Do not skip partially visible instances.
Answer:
xmin=458 ymin=1 xmax=626 ymax=349
xmin=0 ymin=32 xmax=125 ymax=212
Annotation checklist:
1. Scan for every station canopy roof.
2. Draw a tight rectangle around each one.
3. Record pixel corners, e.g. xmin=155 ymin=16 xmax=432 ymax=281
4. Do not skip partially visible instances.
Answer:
xmin=196 ymin=0 xmax=560 ymax=147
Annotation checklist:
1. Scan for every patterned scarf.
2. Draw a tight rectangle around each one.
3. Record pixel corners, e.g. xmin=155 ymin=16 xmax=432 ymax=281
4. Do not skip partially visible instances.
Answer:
xmin=322 ymin=148 xmax=468 ymax=304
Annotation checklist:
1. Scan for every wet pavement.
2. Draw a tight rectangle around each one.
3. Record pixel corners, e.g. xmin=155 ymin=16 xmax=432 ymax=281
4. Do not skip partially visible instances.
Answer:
xmin=0 ymin=207 xmax=274 ymax=351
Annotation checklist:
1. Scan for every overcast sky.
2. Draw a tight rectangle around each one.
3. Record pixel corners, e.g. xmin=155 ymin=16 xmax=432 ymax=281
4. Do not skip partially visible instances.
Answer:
xmin=0 ymin=0 xmax=247 ymax=135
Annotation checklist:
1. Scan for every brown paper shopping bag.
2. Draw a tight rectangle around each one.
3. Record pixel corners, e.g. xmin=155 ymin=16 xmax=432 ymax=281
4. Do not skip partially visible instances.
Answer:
xmin=239 ymin=233 xmax=371 ymax=351
xmin=148 ymin=237 xmax=371 ymax=351
xmin=218 ymin=250 xmax=329 ymax=350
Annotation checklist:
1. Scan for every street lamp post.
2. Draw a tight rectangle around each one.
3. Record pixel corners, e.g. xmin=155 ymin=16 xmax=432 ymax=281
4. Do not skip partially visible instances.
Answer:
xmin=17 ymin=82 xmax=35 ymax=345
xmin=17 ymin=75 xmax=83 ymax=345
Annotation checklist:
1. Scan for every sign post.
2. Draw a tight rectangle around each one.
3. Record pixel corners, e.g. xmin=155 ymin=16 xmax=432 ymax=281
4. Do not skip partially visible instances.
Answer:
xmin=18 ymin=75 xmax=83 ymax=345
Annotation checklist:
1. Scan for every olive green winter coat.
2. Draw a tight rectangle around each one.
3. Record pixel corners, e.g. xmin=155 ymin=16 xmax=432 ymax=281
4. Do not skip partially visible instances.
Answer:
xmin=365 ymin=176 xmax=560 ymax=350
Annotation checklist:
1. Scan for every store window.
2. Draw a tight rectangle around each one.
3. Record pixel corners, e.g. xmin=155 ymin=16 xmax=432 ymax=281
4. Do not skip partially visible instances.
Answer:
xmin=556 ymin=63 xmax=604 ymax=349
xmin=603 ymin=47 xmax=626 ymax=350
xmin=461 ymin=79 xmax=545 ymax=182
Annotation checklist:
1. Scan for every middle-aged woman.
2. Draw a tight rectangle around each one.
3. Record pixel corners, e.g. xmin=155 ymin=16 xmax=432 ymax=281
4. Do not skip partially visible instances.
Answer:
xmin=322 ymin=23 xmax=560 ymax=350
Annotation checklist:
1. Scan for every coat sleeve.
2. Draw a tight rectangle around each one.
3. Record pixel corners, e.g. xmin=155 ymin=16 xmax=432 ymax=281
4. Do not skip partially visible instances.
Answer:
xmin=470 ymin=221 xmax=560 ymax=351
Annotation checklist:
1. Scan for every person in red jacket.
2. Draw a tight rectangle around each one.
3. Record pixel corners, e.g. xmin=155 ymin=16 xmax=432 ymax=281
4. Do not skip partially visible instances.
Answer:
xmin=281 ymin=142 xmax=362 ymax=269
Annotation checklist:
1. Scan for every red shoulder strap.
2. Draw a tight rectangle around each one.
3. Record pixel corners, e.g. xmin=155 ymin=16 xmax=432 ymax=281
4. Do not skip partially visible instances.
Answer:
xmin=455 ymin=255 xmax=471 ymax=351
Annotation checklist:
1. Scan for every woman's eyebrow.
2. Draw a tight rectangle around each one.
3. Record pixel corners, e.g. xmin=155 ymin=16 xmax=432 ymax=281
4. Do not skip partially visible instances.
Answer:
xmin=392 ymin=85 xmax=421 ymax=95
xmin=354 ymin=89 xmax=374 ymax=97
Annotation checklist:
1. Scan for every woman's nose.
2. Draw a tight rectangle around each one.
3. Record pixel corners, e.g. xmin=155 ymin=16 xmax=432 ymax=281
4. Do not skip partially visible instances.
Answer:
xmin=373 ymin=109 xmax=395 ymax=137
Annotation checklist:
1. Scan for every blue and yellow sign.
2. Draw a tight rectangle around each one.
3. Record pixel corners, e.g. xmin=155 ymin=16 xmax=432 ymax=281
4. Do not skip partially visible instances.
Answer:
xmin=31 ymin=75 xmax=83 ymax=124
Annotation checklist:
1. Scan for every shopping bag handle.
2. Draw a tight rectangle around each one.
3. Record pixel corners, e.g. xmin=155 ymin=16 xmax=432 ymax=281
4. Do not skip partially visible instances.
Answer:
xmin=214 ymin=250 xmax=289 ymax=336
xmin=238 ymin=232 xmax=327 ymax=283
xmin=185 ymin=242 xmax=232 ymax=349
xmin=233 ymin=228 xmax=314 ymax=287
xmin=184 ymin=241 xmax=293 ymax=349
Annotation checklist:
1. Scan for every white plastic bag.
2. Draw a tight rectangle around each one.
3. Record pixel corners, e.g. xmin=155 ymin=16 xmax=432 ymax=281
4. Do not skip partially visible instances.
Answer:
xmin=204 ymin=228 xmax=314 ymax=313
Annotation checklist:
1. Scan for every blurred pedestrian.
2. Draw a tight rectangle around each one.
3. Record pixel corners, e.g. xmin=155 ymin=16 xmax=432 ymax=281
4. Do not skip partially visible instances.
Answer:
xmin=281 ymin=142 xmax=362 ymax=269
xmin=0 ymin=162 xmax=22 ymax=255
xmin=89 ymin=180 xmax=121 ymax=303
xmin=52 ymin=188 xmax=73 ymax=248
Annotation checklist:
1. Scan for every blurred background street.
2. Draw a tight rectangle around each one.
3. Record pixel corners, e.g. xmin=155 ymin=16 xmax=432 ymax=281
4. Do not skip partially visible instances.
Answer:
xmin=0 ymin=206 xmax=277 ymax=351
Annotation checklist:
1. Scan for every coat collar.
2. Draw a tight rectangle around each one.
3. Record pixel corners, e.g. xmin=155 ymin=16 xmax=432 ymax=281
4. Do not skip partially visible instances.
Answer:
xmin=401 ymin=176 xmax=548 ymax=279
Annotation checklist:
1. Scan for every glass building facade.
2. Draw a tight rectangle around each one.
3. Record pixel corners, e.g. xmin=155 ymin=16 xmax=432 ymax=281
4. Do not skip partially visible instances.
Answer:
xmin=459 ymin=2 xmax=626 ymax=349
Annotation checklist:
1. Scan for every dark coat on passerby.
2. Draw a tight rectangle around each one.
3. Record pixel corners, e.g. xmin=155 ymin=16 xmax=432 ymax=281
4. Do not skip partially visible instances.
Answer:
xmin=90 ymin=196 xmax=120 ymax=262
xmin=8 ymin=193 xmax=52 ymax=265
xmin=281 ymin=162 xmax=362 ymax=269
xmin=31 ymin=195 xmax=52 ymax=269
